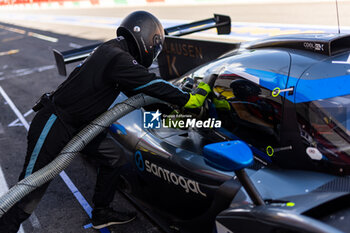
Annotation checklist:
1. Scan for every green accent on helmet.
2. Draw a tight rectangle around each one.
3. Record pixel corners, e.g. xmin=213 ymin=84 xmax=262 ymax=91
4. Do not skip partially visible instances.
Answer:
xmin=213 ymin=98 xmax=231 ymax=110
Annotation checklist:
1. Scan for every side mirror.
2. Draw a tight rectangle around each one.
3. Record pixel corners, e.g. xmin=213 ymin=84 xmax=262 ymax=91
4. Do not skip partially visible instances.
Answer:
xmin=203 ymin=140 xmax=253 ymax=171
xmin=204 ymin=140 xmax=265 ymax=206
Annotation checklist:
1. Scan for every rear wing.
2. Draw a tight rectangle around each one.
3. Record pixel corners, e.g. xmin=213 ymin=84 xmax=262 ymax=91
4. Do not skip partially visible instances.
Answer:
xmin=164 ymin=14 xmax=231 ymax=36
xmin=53 ymin=43 xmax=100 ymax=76
xmin=53 ymin=14 xmax=233 ymax=77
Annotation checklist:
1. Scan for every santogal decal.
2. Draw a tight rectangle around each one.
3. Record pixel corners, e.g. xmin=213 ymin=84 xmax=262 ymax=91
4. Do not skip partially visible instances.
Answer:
xmin=135 ymin=151 xmax=207 ymax=197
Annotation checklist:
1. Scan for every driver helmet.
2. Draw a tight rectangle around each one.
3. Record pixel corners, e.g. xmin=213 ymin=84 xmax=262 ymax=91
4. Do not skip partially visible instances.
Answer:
xmin=117 ymin=11 xmax=165 ymax=68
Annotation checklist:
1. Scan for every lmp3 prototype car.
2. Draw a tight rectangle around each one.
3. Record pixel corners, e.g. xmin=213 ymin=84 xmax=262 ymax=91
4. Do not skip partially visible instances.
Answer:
xmin=54 ymin=15 xmax=350 ymax=233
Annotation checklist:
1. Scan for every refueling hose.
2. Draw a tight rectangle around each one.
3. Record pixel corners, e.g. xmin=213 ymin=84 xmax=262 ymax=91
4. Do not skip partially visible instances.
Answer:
xmin=0 ymin=94 xmax=164 ymax=217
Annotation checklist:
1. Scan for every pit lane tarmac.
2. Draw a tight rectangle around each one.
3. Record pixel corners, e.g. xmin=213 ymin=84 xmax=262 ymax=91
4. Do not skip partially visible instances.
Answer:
xmin=0 ymin=22 xmax=162 ymax=233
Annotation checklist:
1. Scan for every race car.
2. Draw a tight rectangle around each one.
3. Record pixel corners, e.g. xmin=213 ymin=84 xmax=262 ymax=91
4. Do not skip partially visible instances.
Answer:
xmin=53 ymin=15 xmax=350 ymax=233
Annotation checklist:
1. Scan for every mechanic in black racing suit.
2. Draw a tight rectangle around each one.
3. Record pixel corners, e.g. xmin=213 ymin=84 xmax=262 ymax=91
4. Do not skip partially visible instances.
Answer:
xmin=0 ymin=11 xmax=211 ymax=232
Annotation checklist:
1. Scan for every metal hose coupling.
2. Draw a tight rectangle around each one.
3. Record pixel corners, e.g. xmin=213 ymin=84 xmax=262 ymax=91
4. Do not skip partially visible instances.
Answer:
xmin=0 ymin=94 xmax=164 ymax=217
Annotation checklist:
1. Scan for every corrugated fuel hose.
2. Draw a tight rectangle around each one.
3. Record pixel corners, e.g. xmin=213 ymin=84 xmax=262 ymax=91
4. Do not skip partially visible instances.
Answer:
xmin=0 ymin=94 xmax=163 ymax=217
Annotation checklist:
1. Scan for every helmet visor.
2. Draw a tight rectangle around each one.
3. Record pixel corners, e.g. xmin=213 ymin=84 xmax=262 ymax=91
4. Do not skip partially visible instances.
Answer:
xmin=153 ymin=35 xmax=163 ymax=61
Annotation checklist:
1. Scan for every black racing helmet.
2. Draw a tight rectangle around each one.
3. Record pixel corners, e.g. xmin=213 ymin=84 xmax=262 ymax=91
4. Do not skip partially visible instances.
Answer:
xmin=117 ymin=11 xmax=165 ymax=68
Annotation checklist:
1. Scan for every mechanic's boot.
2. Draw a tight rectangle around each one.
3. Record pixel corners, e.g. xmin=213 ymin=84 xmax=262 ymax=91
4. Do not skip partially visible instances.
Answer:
xmin=0 ymin=205 xmax=30 ymax=233
xmin=91 ymin=207 xmax=137 ymax=229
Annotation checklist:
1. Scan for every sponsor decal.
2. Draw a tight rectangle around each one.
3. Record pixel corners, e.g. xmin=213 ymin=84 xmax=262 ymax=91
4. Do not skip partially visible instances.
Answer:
xmin=135 ymin=151 xmax=145 ymax=171
xmin=163 ymin=42 xmax=203 ymax=59
xmin=135 ymin=151 xmax=207 ymax=197
xmin=143 ymin=110 xmax=221 ymax=129
xmin=303 ymin=42 xmax=324 ymax=52
xmin=162 ymin=42 xmax=204 ymax=77
xmin=314 ymin=43 xmax=324 ymax=51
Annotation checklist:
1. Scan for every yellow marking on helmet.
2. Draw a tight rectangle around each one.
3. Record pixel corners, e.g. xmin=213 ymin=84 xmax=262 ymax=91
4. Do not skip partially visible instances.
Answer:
xmin=214 ymin=87 xmax=235 ymax=99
